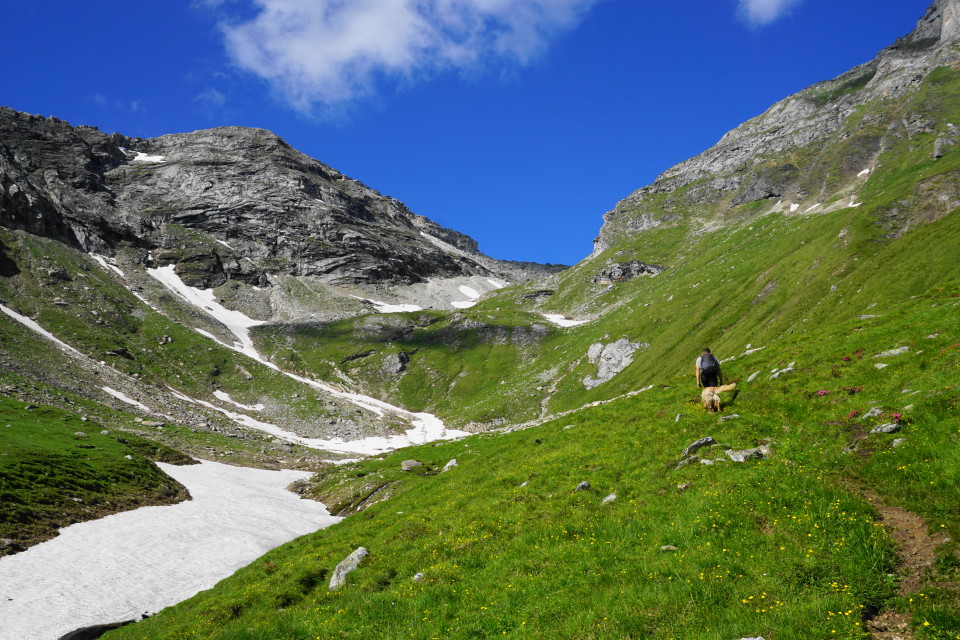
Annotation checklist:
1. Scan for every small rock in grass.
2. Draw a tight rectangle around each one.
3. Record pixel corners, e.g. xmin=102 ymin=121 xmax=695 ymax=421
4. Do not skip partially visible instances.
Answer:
xmin=675 ymin=456 xmax=699 ymax=470
xmin=700 ymin=459 xmax=715 ymax=465
xmin=575 ymin=481 xmax=590 ymax=492
xmin=675 ymin=413 xmax=684 ymax=422
xmin=874 ymin=346 xmax=909 ymax=358
xmin=927 ymin=333 xmax=940 ymax=339
xmin=125 ymin=455 xmax=133 ymax=460
xmin=412 ymin=572 xmax=425 ymax=582
xmin=601 ymin=493 xmax=617 ymax=505
xmin=863 ymin=407 xmax=883 ymax=419
xmin=101 ymin=430 xmax=110 ymax=435
xmin=519 ymin=481 xmax=528 ymax=488
xmin=660 ymin=545 xmax=678 ymax=552
xmin=892 ymin=438 xmax=906 ymax=448
xmin=747 ymin=371 xmax=760 ymax=383
xmin=677 ymin=482 xmax=692 ymax=491
xmin=563 ymin=425 xmax=575 ymax=430
xmin=874 ymin=363 xmax=889 ymax=370
xmin=682 ymin=437 xmax=716 ymax=458
xmin=726 ymin=447 xmax=769 ymax=462
xmin=441 ymin=459 xmax=458 ymax=472
xmin=718 ymin=414 xmax=741 ymax=422
xmin=329 ymin=547 xmax=369 ymax=590
xmin=870 ymin=423 xmax=901 ymax=434
xmin=74 ymin=432 xmax=87 ymax=438
xmin=400 ymin=460 xmax=423 ymax=471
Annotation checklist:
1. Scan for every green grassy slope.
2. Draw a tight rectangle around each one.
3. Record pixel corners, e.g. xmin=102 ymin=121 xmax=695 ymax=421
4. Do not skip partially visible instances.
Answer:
xmin=101 ymin=68 xmax=960 ymax=640
xmin=0 ymin=396 xmax=193 ymax=555
xmin=105 ymin=292 xmax=959 ymax=639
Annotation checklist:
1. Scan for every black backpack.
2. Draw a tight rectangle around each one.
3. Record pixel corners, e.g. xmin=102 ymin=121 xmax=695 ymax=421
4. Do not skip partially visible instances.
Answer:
xmin=700 ymin=353 xmax=720 ymax=374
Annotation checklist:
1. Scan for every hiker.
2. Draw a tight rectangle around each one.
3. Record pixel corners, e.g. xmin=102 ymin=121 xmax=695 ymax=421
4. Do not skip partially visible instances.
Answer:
xmin=695 ymin=348 xmax=722 ymax=388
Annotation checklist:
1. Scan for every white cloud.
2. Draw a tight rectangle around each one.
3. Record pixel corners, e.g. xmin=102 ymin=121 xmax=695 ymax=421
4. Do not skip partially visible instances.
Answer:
xmin=738 ymin=0 xmax=802 ymax=26
xmin=217 ymin=0 xmax=600 ymax=111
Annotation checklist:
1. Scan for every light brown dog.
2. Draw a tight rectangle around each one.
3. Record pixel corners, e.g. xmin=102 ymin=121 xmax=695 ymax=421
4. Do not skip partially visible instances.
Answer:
xmin=701 ymin=383 xmax=736 ymax=413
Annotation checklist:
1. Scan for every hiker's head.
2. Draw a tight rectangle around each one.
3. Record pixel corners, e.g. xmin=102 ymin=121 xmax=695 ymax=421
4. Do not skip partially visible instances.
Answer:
xmin=702 ymin=348 xmax=711 ymax=354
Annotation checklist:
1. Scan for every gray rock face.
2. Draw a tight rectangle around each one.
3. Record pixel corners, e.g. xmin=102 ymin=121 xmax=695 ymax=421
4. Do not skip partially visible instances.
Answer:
xmin=591 ymin=260 xmax=666 ymax=284
xmin=870 ymin=422 xmax=902 ymax=434
xmin=592 ymin=0 xmax=960 ymax=254
xmin=329 ymin=547 xmax=369 ymax=590
xmin=582 ymin=338 xmax=649 ymax=389
xmin=0 ymin=108 xmax=563 ymax=288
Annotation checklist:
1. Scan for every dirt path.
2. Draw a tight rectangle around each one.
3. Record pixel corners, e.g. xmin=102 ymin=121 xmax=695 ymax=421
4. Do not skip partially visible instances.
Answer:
xmin=854 ymin=489 xmax=951 ymax=639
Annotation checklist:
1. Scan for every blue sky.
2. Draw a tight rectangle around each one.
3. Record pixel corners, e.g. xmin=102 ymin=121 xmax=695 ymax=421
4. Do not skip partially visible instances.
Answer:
xmin=3 ymin=0 xmax=932 ymax=265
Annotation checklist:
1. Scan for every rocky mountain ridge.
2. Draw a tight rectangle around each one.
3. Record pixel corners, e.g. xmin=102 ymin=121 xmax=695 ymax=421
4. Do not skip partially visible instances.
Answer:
xmin=594 ymin=0 xmax=960 ymax=253
xmin=0 ymin=109 xmax=563 ymax=292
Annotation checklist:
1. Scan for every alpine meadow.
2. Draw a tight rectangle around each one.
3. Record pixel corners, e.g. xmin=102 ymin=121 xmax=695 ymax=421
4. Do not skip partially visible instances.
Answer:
xmin=1 ymin=1 xmax=960 ymax=639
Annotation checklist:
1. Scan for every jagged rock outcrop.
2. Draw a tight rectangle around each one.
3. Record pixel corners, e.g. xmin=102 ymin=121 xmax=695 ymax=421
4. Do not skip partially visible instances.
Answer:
xmin=591 ymin=260 xmax=665 ymax=284
xmin=593 ymin=0 xmax=960 ymax=254
xmin=0 ymin=109 xmax=563 ymax=287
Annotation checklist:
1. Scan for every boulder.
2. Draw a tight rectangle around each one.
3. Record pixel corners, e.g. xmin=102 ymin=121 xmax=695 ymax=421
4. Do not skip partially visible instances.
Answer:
xmin=401 ymin=460 xmax=423 ymax=471
xmin=682 ymin=437 xmax=716 ymax=458
xmin=329 ymin=547 xmax=369 ymax=590
xmin=382 ymin=351 xmax=410 ymax=375
xmin=441 ymin=459 xmax=458 ymax=472
xmin=870 ymin=423 xmax=902 ymax=434
xmin=601 ymin=493 xmax=617 ymax=505
xmin=582 ymin=338 xmax=649 ymax=389
xmin=574 ymin=481 xmax=590 ymax=492
xmin=726 ymin=446 xmax=770 ymax=462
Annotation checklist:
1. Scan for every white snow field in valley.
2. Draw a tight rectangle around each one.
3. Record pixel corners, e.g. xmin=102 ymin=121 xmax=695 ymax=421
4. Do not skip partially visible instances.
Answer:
xmin=0 ymin=460 xmax=340 ymax=640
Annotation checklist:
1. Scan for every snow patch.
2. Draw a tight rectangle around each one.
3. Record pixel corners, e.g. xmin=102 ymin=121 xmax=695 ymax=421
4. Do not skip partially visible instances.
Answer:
xmin=789 ymin=203 xmax=800 ymax=212
xmin=0 ymin=304 xmax=84 ymax=358
xmin=805 ymin=203 xmax=822 ymax=213
xmin=148 ymin=265 xmax=265 ymax=360
xmin=102 ymin=387 xmax=150 ymax=412
xmin=858 ymin=168 xmax=872 ymax=177
xmin=171 ymin=389 xmax=466 ymax=455
xmin=350 ymin=295 xmax=422 ymax=314
xmin=541 ymin=313 xmax=589 ymax=328
xmin=132 ymin=151 xmax=166 ymax=163
xmin=451 ymin=285 xmax=481 ymax=309
xmin=213 ymin=390 xmax=265 ymax=412
xmin=90 ymin=254 xmax=124 ymax=277
xmin=486 ymin=278 xmax=507 ymax=289
xmin=0 ymin=460 xmax=338 ymax=640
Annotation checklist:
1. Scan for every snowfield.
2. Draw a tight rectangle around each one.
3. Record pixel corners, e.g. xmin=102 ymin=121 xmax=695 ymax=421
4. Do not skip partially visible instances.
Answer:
xmin=542 ymin=313 xmax=589 ymax=328
xmin=0 ymin=460 xmax=340 ymax=640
